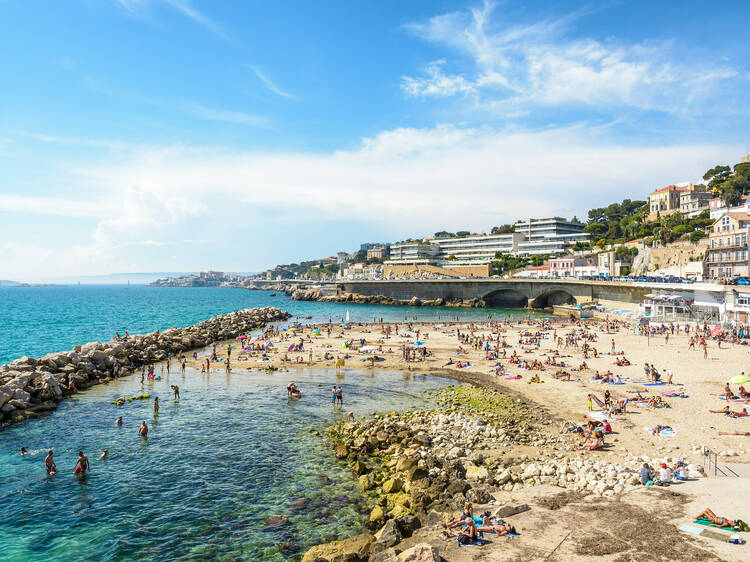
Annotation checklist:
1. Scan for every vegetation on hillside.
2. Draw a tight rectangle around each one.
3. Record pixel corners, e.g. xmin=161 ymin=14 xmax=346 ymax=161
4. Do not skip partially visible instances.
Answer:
xmin=704 ymin=161 xmax=750 ymax=206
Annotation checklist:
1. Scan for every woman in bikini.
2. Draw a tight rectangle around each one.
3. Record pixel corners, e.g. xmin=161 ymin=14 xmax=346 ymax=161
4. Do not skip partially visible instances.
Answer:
xmin=695 ymin=508 xmax=735 ymax=528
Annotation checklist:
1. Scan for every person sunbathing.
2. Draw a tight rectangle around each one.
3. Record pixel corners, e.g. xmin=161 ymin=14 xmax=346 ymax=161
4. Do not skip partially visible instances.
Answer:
xmin=695 ymin=508 xmax=736 ymax=528
xmin=443 ymin=503 xmax=475 ymax=531
xmin=477 ymin=517 xmax=516 ymax=536
xmin=728 ymin=408 xmax=748 ymax=418
xmin=529 ymin=373 xmax=541 ymax=383
xmin=456 ymin=517 xmax=479 ymax=544
xmin=709 ymin=406 xmax=730 ymax=414
xmin=719 ymin=431 xmax=750 ymax=436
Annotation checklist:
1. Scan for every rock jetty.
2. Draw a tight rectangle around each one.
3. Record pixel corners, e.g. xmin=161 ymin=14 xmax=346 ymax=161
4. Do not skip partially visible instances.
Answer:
xmin=252 ymin=283 xmax=487 ymax=308
xmin=303 ymin=386 xmax=706 ymax=560
xmin=0 ymin=307 xmax=290 ymax=426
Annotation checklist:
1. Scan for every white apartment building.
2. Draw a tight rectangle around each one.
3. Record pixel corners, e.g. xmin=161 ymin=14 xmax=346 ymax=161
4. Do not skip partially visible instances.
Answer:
xmin=514 ymin=217 xmax=589 ymax=256
xmin=387 ymin=241 xmax=440 ymax=262
xmin=434 ymin=232 xmax=524 ymax=262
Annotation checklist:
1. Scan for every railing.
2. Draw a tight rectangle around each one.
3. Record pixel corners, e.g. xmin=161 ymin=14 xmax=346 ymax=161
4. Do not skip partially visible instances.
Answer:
xmin=702 ymin=446 xmax=739 ymax=477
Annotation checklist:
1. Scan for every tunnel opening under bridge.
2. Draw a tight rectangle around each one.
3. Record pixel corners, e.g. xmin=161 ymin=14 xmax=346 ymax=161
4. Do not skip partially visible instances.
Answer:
xmin=483 ymin=288 xmax=529 ymax=308
xmin=529 ymin=290 xmax=576 ymax=308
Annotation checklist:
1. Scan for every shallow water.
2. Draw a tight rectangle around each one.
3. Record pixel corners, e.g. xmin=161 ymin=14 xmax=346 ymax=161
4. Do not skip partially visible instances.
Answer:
xmin=0 ymin=366 xmax=454 ymax=561
xmin=0 ymin=285 xmax=544 ymax=364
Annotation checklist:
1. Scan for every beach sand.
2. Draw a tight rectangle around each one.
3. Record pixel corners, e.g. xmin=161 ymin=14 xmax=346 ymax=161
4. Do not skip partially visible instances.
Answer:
xmin=186 ymin=317 xmax=750 ymax=465
xmin=175 ymin=315 xmax=750 ymax=560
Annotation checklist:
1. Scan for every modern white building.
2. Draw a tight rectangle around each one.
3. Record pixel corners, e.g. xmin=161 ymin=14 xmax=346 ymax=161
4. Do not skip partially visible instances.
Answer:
xmin=434 ymin=232 xmax=524 ymax=262
xmin=388 ymin=241 xmax=440 ymax=262
xmin=514 ymin=217 xmax=589 ymax=256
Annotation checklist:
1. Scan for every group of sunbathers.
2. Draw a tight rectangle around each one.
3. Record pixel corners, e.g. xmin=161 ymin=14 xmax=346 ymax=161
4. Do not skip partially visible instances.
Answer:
xmin=442 ymin=503 xmax=517 ymax=543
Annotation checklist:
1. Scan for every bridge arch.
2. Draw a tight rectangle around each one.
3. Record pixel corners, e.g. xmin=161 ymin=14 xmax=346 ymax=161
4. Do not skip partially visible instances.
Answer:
xmin=483 ymin=288 xmax=529 ymax=308
xmin=529 ymin=289 xmax=576 ymax=308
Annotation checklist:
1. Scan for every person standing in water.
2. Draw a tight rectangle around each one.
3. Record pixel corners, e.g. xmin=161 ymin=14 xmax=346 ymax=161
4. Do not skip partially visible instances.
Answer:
xmin=336 ymin=386 xmax=343 ymax=406
xmin=73 ymin=451 xmax=89 ymax=476
xmin=45 ymin=450 xmax=56 ymax=474
xmin=153 ymin=396 xmax=159 ymax=416
xmin=171 ymin=385 xmax=180 ymax=400
xmin=331 ymin=386 xmax=337 ymax=405
xmin=139 ymin=421 xmax=148 ymax=437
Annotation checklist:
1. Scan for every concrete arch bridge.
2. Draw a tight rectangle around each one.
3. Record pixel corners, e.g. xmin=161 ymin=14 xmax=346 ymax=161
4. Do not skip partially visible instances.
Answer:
xmin=338 ymin=279 xmax=657 ymax=310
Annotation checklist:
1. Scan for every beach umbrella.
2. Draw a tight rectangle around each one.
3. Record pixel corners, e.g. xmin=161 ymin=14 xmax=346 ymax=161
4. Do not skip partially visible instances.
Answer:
xmin=730 ymin=374 xmax=750 ymax=384
xmin=413 ymin=341 xmax=424 ymax=346
xmin=236 ymin=335 xmax=247 ymax=340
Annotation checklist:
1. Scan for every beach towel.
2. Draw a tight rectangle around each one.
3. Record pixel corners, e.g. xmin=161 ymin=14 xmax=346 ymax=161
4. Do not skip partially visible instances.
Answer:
xmin=505 ymin=376 xmax=522 ymax=380
xmin=645 ymin=426 xmax=676 ymax=436
xmin=457 ymin=535 xmax=485 ymax=547
xmin=718 ymin=396 xmax=742 ymax=401
xmin=643 ymin=382 xmax=667 ymax=386
xmin=662 ymin=391 xmax=689 ymax=398
xmin=591 ymin=395 xmax=606 ymax=408
xmin=590 ymin=411 xmax=615 ymax=422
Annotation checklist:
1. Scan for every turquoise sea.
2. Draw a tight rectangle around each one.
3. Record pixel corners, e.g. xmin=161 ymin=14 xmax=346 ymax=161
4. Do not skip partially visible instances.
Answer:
xmin=0 ymin=285 xmax=537 ymax=365
xmin=0 ymin=284 xmax=535 ymax=560
xmin=0 ymin=367 xmax=451 ymax=560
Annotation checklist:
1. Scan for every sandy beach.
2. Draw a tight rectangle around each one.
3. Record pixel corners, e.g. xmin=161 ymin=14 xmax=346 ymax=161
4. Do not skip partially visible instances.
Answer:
xmin=174 ymin=315 xmax=750 ymax=560
xmin=188 ymin=316 xmax=750 ymax=465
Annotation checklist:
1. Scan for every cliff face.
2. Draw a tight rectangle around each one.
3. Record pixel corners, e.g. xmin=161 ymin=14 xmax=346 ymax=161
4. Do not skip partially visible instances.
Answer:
xmin=631 ymin=239 xmax=708 ymax=276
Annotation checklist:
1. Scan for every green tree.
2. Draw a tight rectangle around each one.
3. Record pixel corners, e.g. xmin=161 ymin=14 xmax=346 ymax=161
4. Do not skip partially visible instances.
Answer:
xmin=455 ymin=231 xmax=470 ymax=238
xmin=490 ymin=224 xmax=515 ymax=234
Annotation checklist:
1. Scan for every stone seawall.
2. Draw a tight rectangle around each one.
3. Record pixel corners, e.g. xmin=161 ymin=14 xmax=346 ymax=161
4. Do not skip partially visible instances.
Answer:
xmin=0 ymin=307 xmax=290 ymax=427
xmin=289 ymin=286 xmax=486 ymax=308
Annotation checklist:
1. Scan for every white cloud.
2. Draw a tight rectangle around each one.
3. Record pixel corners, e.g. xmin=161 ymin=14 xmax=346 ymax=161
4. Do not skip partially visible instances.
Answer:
xmin=401 ymin=1 xmax=738 ymax=114
xmin=3 ymin=123 xmax=739 ymax=278
xmin=248 ymin=66 xmax=296 ymax=100
xmin=402 ymin=60 xmax=476 ymax=97
xmin=181 ymin=103 xmax=269 ymax=127
xmin=115 ymin=0 xmax=237 ymax=45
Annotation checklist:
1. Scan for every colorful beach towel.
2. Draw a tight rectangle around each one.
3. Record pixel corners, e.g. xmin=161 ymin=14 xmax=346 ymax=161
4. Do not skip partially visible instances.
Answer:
xmin=645 ymin=426 xmax=676 ymax=436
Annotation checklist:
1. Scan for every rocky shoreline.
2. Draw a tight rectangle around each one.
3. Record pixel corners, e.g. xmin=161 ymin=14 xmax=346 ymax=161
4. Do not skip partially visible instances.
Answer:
xmin=302 ymin=386 xmax=707 ymax=561
xmin=252 ymin=283 xmax=488 ymax=308
xmin=0 ymin=307 xmax=290 ymax=426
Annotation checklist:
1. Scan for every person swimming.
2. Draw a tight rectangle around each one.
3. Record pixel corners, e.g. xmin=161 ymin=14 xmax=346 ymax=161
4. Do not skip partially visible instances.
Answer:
xmin=20 ymin=447 xmax=27 ymax=455
xmin=99 ymin=449 xmax=108 ymax=459
xmin=45 ymin=450 xmax=56 ymax=474
xmin=115 ymin=416 xmax=123 ymax=425
xmin=73 ymin=451 xmax=89 ymax=475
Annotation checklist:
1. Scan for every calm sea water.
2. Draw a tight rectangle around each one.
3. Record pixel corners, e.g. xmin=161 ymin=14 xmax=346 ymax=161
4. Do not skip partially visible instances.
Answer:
xmin=0 ymin=367 xmax=452 ymax=560
xmin=0 ymin=285 xmax=540 ymax=365
xmin=0 ymin=284 xmax=531 ymax=560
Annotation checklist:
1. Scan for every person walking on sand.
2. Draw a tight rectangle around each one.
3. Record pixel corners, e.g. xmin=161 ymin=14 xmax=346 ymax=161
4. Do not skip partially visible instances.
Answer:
xmin=73 ymin=451 xmax=89 ymax=476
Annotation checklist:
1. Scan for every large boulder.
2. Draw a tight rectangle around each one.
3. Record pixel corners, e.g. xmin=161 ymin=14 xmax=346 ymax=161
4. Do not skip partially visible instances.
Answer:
xmin=394 ymin=514 xmax=421 ymax=538
xmin=382 ymin=478 xmax=403 ymax=494
xmin=398 ymin=543 xmax=440 ymax=562
xmin=374 ymin=519 xmax=402 ymax=548
xmin=301 ymin=532 xmax=375 ymax=562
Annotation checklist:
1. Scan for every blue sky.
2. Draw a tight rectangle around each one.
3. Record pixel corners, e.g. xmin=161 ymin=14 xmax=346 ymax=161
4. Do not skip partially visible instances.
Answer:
xmin=0 ymin=0 xmax=748 ymax=280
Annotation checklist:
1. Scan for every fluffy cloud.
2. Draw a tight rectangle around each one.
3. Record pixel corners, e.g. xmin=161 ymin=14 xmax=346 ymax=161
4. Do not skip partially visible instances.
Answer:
xmin=401 ymin=1 xmax=738 ymax=114
xmin=4 ymin=123 xmax=734 ymax=278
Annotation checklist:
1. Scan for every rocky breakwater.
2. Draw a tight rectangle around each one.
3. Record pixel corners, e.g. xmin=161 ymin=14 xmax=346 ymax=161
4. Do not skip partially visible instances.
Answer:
xmin=0 ymin=307 xmax=290 ymax=426
xmin=291 ymin=287 xmax=486 ymax=309
xmin=303 ymin=386 xmax=707 ymax=560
